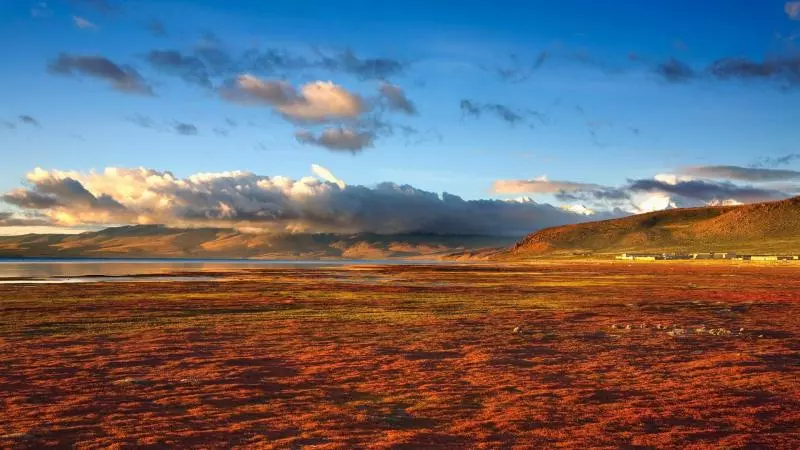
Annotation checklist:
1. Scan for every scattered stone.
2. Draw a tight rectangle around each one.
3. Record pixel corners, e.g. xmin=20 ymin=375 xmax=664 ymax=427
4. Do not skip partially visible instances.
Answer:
xmin=739 ymin=328 xmax=745 ymax=333
xmin=708 ymin=328 xmax=732 ymax=336
xmin=512 ymin=326 xmax=523 ymax=335
xmin=624 ymin=324 xmax=632 ymax=330
xmin=611 ymin=324 xmax=619 ymax=330
xmin=112 ymin=377 xmax=148 ymax=386
xmin=639 ymin=323 xmax=647 ymax=329
xmin=667 ymin=328 xmax=686 ymax=337
xmin=695 ymin=326 xmax=707 ymax=334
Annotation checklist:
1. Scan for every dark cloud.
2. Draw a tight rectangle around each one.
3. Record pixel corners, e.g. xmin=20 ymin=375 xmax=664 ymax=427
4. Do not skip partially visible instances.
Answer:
xmin=707 ymin=55 xmax=800 ymax=88
xmin=485 ymin=51 xmax=549 ymax=82
xmin=460 ymin=100 xmax=548 ymax=127
xmin=18 ymin=115 xmax=41 ymax=127
xmin=127 ymin=115 xmax=199 ymax=136
xmin=146 ymin=50 xmax=211 ymax=88
xmin=752 ymin=153 xmax=800 ymax=168
xmin=212 ymin=127 xmax=230 ymax=137
xmin=173 ymin=122 xmax=198 ymax=136
xmin=1 ymin=121 xmax=15 ymax=130
xmin=655 ymin=57 xmax=695 ymax=82
xmin=681 ymin=165 xmax=800 ymax=182
xmin=317 ymin=49 xmax=406 ymax=80
xmin=146 ymin=19 xmax=167 ymax=37
xmin=2 ymin=167 xmax=608 ymax=236
xmin=378 ymin=82 xmax=416 ymax=115
xmin=48 ymin=53 xmax=153 ymax=95
xmin=627 ymin=178 xmax=786 ymax=203
xmin=0 ymin=212 xmax=51 ymax=227
xmin=295 ymin=127 xmax=374 ymax=152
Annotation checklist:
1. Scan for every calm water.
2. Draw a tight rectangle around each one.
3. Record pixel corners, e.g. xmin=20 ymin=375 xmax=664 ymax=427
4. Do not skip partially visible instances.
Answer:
xmin=0 ymin=258 xmax=437 ymax=281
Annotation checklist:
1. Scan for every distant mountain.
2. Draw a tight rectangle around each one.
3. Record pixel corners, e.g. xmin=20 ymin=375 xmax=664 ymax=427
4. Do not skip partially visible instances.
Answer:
xmin=0 ymin=225 xmax=517 ymax=260
xmin=501 ymin=196 xmax=800 ymax=258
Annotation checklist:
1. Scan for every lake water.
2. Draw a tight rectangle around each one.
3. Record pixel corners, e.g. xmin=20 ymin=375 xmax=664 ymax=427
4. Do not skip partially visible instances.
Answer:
xmin=0 ymin=258 xmax=438 ymax=282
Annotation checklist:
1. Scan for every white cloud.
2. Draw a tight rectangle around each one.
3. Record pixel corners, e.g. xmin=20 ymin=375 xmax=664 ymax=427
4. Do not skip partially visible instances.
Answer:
xmin=787 ymin=2 xmax=800 ymax=20
xmin=311 ymin=164 xmax=346 ymax=189
xmin=72 ymin=15 xmax=97 ymax=29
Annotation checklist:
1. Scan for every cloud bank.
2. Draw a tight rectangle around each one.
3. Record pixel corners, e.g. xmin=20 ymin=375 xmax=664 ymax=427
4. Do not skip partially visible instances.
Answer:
xmin=1 ymin=166 xmax=605 ymax=236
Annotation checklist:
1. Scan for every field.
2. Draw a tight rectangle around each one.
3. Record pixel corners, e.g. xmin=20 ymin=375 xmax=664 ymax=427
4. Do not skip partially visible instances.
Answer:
xmin=1 ymin=262 xmax=798 ymax=449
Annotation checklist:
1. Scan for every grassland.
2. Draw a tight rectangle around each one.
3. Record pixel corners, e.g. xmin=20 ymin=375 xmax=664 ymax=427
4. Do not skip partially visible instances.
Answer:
xmin=1 ymin=262 xmax=798 ymax=448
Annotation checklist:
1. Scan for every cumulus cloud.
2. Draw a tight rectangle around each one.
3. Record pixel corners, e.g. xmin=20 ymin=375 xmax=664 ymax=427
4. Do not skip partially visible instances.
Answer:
xmin=72 ymin=15 xmax=96 ymax=29
xmin=0 ymin=167 xmax=604 ymax=236
xmin=295 ymin=127 xmax=374 ymax=152
xmin=379 ymin=82 xmax=416 ymax=114
xmin=787 ymin=2 xmax=800 ymax=20
xmin=224 ymin=75 xmax=365 ymax=122
xmin=681 ymin=165 xmax=800 ymax=182
xmin=48 ymin=53 xmax=153 ymax=95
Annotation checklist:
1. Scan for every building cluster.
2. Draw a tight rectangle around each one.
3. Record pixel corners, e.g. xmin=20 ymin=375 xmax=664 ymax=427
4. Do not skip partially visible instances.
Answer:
xmin=615 ymin=252 xmax=800 ymax=261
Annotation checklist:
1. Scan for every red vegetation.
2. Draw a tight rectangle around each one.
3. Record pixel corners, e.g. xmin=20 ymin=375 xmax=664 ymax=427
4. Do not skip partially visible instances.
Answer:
xmin=0 ymin=262 xmax=798 ymax=448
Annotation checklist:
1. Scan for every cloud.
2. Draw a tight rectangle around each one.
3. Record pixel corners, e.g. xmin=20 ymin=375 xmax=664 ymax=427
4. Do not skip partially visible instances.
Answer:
xmin=491 ymin=177 xmax=605 ymax=195
xmin=0 ymin=212 xmax=51 ymax=227
xmin=316 ymin=49 xmax=406 ymax=80
xmin=484 ymin=51 xmax=549 ymax=82
xmin=752 ymin=153 xmax=800 ymax=168
xmin=295 ymin=127 xmax=374 ymax=152
xmin=1 ymin=167 xmax=606 ymax=236
xmin=707 ymin=56 xmax=800 ymax=88
xmin=48 ymin=53 xmax=153 ymax=95
xmin=18 ymin=115 xmax=41 ymax=127
xmin=127 ymin=115 xmax=199 ymax=136
xmin=680 ymin=165 xmax=800 ymax=182
xmin=146 ymin=19 xmax=167 ymax=37
xmin=655 ymin=57 xmax=695 ymax=82
xmin=627 ymin=178 xmax=786 ymax=204
xmin=173 ymin=122 xmax=198 ymax=135
xmin=146 ymin=50 xmax=211 ymax=88
xmin=379 ymin=82 xmax=416 ymax=115
xmin=31 ymin=2 xmax=53 ymax=18
xmin=787 ymin=2 xmax=800 ymax=20
xmin=224 ymin=75 xmax=365 ymax=122
xmin=460 ymin=100 xmax=547 ymax=127
xmin=311 ymin=164 xmax=346 ymax=189
xmin=72 ymin=15 xmax=97 ymax=29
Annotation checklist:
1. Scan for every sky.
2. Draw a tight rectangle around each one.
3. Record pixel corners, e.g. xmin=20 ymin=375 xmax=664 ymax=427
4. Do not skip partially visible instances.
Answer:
xmin=1 ymin=0 xmax=799 ymax=236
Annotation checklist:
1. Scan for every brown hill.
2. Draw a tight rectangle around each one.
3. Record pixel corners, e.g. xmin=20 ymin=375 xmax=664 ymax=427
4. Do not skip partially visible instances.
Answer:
xmin=0 ymin=226 xmax=516 ymax=260
xmin=504 ymin=196 xmax=800 ymax=258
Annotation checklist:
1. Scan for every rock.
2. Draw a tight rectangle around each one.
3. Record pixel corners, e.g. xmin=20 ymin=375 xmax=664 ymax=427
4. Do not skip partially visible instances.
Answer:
xmin=512 ymin=326 xmax=522 ymax=334
xmin=611 ymin=324 xmax=619 ymax=330
xmin=624 ymin=324 xmax=632 ymax=330
xmin=667 ymin=328 xmax=686 ymax=337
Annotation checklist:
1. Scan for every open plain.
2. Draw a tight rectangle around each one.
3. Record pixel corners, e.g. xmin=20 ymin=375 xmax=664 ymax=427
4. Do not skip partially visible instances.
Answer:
xmin=1 ymin=262 xmax=798 ymax=449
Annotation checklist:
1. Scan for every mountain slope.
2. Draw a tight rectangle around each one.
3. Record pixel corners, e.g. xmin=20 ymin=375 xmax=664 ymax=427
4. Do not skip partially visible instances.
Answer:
xmin=0 ymin=226 xmax=516 ymax=259
xmin=504 ymin=196 xmax=800 ymax=258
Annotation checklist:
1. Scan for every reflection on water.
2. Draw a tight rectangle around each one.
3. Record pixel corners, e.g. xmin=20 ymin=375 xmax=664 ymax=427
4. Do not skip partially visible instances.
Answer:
xmin=0 ymin=276 xmax=219 ymax=284
xmin=0 ymin=258 xmax=436 ymax=280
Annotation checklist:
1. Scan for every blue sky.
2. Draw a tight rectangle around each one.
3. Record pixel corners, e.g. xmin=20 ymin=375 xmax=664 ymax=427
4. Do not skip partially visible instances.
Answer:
xmin=1 ymin=0 xmax=799 ymax=235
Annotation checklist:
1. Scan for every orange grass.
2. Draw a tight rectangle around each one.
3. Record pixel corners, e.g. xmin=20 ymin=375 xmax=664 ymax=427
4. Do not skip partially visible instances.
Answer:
xmin=0 ymin=262 xmax=798 ymax=449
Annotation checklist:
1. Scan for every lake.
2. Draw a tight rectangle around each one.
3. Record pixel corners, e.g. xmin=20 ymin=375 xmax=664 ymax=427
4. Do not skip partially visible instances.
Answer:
xmin=0 ymin=258 xmax=439 ymax=281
